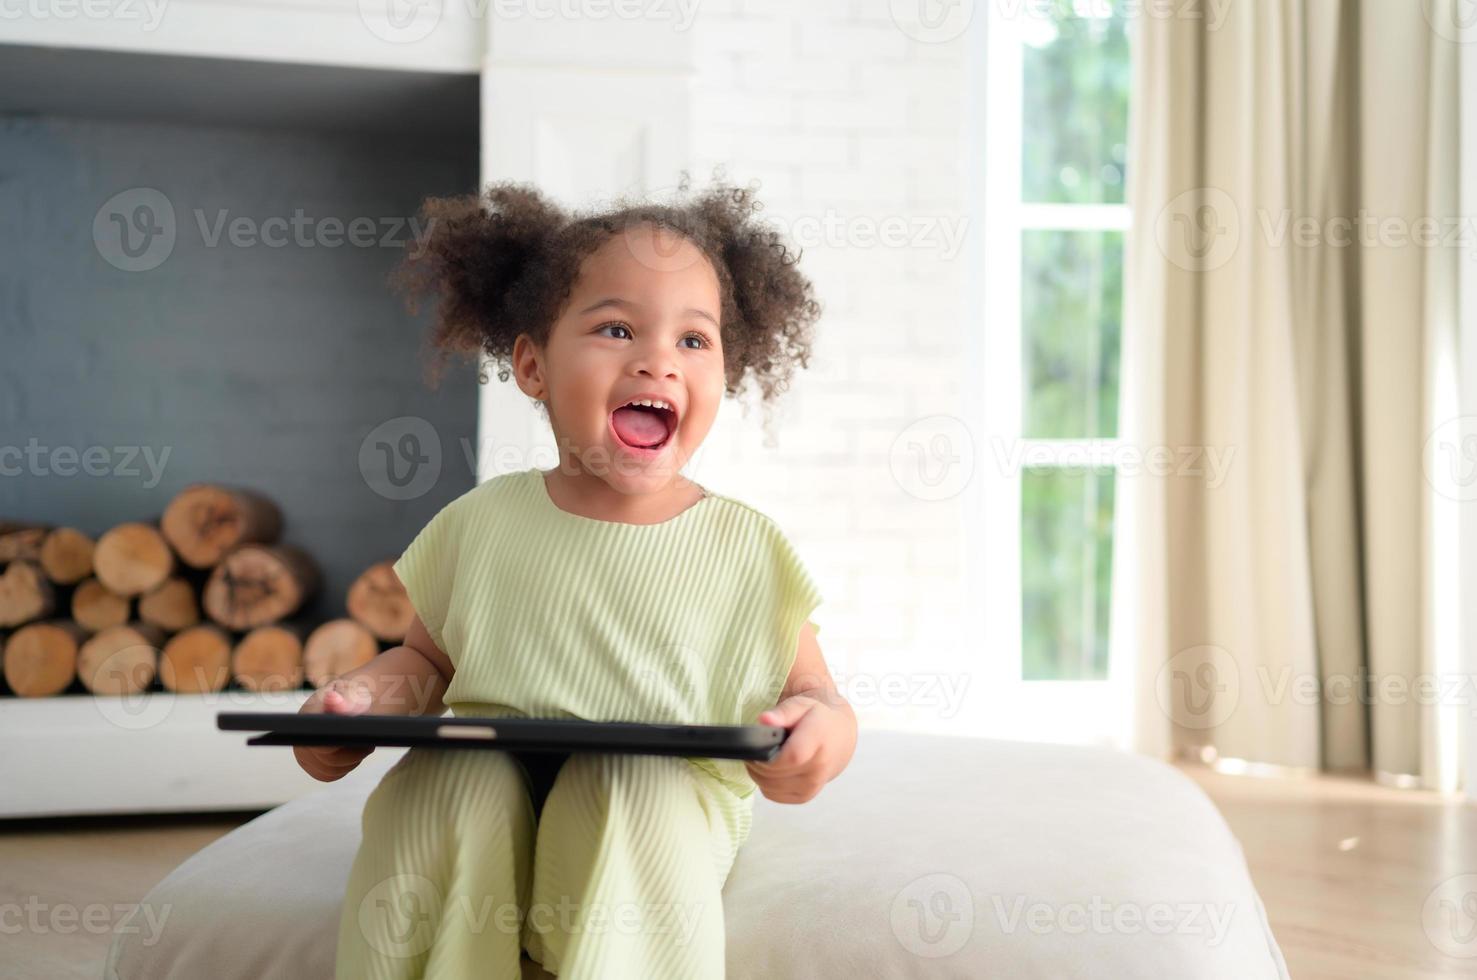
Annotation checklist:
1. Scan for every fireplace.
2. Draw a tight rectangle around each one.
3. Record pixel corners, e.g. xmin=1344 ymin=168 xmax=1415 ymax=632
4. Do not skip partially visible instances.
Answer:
xmin=0 ymin=45 xmax=481 ymax=815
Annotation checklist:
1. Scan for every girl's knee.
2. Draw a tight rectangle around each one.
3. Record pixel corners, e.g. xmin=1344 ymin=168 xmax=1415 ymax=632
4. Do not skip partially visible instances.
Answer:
xmin=557 ymin=751 xmax=689 ymax=785
xmin=545 ymin=753 xmax=705 ymax=828
xmin=367 ymin=748 xmax=531 ymax=819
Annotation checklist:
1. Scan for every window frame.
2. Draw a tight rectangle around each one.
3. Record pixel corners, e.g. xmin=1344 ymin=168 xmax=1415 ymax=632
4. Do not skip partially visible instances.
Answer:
xmin=960 ymin=2 xmax=1136 ymax=747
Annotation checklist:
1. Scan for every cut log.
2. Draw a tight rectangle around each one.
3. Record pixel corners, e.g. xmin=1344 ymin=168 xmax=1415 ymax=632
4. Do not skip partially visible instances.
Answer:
xmin=138 ymin=577 xmax=201 ymax=633
xmin=3 ymin=620 xmax=84 ymax=697
xmin=347 ymin=561 xmax=414 ymax=641
xmin=232 ymin=624 xmax=305 ymax=692
xmin=94 ymin=523 xmax=175 ymax=597
xmin=303 ymin=618 xmax=378 ymax=688
xmin=0 ymin=560 xmax=56 ymax=628
xmin=39 ymin=527 xmax=95 ymax=584
xmin=160 ymin=624 xmax=233 ymax=693
xmin=202 ymin=544 xmax=321 ymax=630
xmin=72 ymin=577 xmax=131 ymax=632
xmin=77 ymin=622 xmax=164 ymax=696
xmin=0 ymin=525 xmax=49 ymax=564
xmin=161 ymin=484 xmax=284 ymax=568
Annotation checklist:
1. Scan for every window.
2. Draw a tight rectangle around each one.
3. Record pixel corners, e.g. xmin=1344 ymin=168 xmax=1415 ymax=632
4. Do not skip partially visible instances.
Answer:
xmin=964 ymin=1 xmax=1132 ymax=744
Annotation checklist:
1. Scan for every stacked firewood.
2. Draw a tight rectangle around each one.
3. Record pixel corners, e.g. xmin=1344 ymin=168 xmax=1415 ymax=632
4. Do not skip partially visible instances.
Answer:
xmin=0 ymin=484 xmax=413 ymax=698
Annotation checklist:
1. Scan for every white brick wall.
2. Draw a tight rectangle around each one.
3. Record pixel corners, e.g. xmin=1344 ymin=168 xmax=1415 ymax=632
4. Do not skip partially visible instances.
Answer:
xmin=685 ymin=2 xmax=975 ymax=734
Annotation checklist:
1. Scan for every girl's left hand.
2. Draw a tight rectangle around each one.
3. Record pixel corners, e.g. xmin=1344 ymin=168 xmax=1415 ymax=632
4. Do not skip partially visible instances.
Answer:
xmin=745 ymin=693 xmax=856 ymax=804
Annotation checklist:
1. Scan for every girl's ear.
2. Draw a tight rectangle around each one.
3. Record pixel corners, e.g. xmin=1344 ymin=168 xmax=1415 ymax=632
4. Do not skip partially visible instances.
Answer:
xmin=511 ymin=333 xmax=546 ymax=401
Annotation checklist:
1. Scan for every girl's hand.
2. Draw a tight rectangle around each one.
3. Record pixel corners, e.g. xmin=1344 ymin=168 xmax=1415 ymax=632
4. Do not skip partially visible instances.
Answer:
xmin=745 ymin=692 xmax=856 ymax=804
xmin=293 ymin=676 xmax=376 ymax=782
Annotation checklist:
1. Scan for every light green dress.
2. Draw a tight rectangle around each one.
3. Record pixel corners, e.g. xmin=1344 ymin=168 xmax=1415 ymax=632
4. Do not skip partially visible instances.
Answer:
xmin=335 ymin=466 xmax=823 ymax=980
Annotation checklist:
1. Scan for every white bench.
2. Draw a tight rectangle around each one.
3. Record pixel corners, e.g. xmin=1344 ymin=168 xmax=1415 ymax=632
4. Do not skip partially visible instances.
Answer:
xmin=104 ymin=731 xmax=1288 ymax=979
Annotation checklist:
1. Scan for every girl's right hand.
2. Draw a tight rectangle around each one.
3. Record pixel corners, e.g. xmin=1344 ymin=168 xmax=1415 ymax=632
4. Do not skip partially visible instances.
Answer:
xmin=293 ymin=677 xmax=375 ymax=782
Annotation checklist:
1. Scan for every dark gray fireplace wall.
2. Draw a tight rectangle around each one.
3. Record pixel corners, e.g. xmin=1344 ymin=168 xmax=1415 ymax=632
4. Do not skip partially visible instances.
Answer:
xmin=0 ymin=115 xmax=481 ymax=621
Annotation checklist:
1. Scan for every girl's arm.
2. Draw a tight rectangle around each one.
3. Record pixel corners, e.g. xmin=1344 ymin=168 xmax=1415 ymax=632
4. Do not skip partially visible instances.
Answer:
xmin=746 ymin=622 xmax=858 ymax=804
xmin=292 ymin=614 xmax=453 ymax=782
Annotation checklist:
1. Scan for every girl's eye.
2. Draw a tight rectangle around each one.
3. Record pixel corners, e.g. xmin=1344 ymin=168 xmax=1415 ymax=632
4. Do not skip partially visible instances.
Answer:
xmin=599 ymin=322 xmax=711 ymax=350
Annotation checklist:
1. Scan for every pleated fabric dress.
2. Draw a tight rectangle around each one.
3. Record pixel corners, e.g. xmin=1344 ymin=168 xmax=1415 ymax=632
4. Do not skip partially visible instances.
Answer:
xmin=334 ymin=466 xmax=823 ymax=980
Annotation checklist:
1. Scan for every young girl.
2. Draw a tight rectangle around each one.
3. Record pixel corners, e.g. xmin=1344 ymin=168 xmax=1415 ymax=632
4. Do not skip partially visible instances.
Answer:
xmin=294 ymin=173 xmax=857 ymax=980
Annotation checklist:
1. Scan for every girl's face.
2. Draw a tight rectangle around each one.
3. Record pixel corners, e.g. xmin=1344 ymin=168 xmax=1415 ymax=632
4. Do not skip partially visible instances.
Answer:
xmin=514 ymin=223 xmax=725 ymax=495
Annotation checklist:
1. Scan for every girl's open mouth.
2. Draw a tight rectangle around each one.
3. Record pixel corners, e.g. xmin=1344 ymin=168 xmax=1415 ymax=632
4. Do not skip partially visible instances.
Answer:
xmin=609 ymin=399 xmax=678 ymax=455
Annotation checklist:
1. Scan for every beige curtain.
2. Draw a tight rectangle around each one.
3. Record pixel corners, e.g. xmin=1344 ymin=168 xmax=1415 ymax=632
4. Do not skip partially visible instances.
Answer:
xmin=1121 ymin=0 xmax=1464 ymax=789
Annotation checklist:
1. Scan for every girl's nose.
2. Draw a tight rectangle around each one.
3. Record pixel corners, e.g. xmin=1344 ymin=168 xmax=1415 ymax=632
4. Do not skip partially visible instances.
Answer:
xmin=632 ymin=351 xmax=680 ymax=380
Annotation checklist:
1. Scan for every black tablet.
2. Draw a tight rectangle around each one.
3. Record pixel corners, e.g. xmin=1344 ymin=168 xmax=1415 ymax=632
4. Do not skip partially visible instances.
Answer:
xmin=216 ymin=711 xmax=788 ymax=762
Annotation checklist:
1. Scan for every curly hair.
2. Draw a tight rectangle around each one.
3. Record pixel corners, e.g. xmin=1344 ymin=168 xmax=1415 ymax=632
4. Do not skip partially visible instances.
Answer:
xmin=392 ymin=169 xmax=822 ymax=414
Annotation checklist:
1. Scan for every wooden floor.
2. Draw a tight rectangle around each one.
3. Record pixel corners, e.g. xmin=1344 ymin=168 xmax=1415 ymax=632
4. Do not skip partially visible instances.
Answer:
xmin=1178 ymin=764 xmax=1477 ymax=979
xmin=2 ymin=764 xmax=1474 ymax=979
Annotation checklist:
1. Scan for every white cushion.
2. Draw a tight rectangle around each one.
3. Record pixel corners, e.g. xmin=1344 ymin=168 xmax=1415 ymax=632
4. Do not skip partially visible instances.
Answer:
xmin=105 ymin=732 xmax=1288 ymax=979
